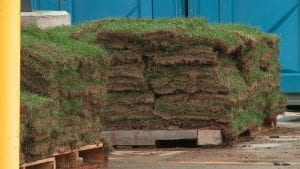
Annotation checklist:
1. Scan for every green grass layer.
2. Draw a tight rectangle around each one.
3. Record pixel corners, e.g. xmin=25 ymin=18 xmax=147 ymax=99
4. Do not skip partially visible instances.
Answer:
xmin=21 ymin=18 xmax=284 ymax=156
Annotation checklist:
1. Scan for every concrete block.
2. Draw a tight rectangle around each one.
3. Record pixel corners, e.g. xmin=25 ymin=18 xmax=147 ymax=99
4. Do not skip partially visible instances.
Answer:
xmin=21 ymin=11 xmax=71 ymax=29
xmin=197 ymin=130 xmax=223 ymax=145
xmin=102 ymin=130 xmax=198 ymax=146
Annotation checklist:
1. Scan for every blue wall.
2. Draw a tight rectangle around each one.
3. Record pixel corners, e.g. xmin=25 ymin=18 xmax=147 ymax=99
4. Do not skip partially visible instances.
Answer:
xmin=31 ymin=0 xmax=300 ymax=94
xmin=32 ymin=0 xmax=186 ymax=23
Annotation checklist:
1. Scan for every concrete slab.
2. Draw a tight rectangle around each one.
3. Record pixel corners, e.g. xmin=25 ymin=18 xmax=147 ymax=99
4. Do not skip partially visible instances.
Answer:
xmin=102 ymin=129 xmax=224 ymax=146
xmin=277 ymin=112 xmax=300 ymax=128
xmin=102 ymin=130 xmax=198 ymax=146
xmin=197 ymin=130 xmax=223 ymax=146
xmin=21 ymin=11 xmax=71 ymax=29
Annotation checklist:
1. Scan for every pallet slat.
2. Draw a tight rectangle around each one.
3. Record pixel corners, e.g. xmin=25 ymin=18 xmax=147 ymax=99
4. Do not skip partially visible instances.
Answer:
xmin=20 ymin=144 xmax=108 ymax=169
xmin=52 ymin=143 xmax=104 ymax=156
xmin=20 ymin=157 xmax=56 ymax=169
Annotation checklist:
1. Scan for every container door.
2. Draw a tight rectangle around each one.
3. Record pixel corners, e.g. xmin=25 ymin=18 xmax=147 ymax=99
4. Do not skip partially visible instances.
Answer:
xmin=38 ymin=0 xmax=152 ymax=24
xmin=222 ymin=0 xmax=300 ymax=93
xmin=189 ymin=0 xmax=300 ymax=93
xmin=31 ymin=0 xmax=60 ymax=11
xmin=59 ymin=0 xmax=72 ymax=14
xmin=187 ymin=0 xmax=219 ymax=22
xmin=152 ymin=0 xmax=186 ymax=18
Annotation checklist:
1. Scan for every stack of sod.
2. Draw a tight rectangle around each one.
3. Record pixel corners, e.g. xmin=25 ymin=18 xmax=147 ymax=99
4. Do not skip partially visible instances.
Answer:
xmin=21 ymin=24 xmax=108 ymax=162
xmin=20 ymin=18 xmax=286 ymax=160
xmin=105 ymin=51 xmax=155 ymax=120
xmin=20 ymin=92 xmax=60 ymax=163
xmin=95 ymin=19 xmax=286 ymax=138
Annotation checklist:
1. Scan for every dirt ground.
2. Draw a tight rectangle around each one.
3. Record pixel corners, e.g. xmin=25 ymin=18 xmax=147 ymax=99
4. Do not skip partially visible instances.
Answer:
xmin=109 ymin=112 xmax=300 ymax=169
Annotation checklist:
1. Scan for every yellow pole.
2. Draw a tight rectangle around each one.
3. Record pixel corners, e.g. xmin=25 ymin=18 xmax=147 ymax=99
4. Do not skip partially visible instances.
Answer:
xmin=0 ymin=0 xmax=20 ymax=168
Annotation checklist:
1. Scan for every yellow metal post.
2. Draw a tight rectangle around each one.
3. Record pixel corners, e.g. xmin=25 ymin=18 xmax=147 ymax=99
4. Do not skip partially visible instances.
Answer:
xmin=0 ymin=0 xmax=20 ymax=168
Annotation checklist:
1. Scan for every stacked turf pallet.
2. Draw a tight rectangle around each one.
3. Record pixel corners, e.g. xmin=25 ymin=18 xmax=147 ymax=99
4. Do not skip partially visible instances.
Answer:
xmin=21 ymin=25 xmax=107 ymax=162
xmin=95 ymin=19 xmax=286 ymax=138
xmin=21 ymin=18 xmax=285 ymax=162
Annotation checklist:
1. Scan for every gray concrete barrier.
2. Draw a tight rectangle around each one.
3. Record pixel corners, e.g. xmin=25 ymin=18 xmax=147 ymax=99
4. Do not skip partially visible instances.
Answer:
xmin=21 ymin=11 xmax=71 ymax=29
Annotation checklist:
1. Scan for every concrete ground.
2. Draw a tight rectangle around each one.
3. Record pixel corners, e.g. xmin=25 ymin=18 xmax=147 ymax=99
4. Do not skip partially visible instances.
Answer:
xmin=109 ymin=112 xmax=300 ymax=169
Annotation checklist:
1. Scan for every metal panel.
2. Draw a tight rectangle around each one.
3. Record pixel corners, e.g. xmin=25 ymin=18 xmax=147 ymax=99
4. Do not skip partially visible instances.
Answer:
xmin=195 ymin=0 xmax=300 ymax=94
xmin=59 ymin=0 xmax=72 ymax=14
xmin=281 ymin=73 xmax=300 ymax=93
xmin=33 ymin=0 xmax=153 ymax=23
xmin=188 ymin=0 xmax=219 ymax=22
xmin=139 ymin=0 xmax=153 ymax=18
xmin=229 ymin=0 xmax=299 ymax=32
xmin=276 ymin=6 xmax=300 ymax=74
xmin=152 ymin=0 xmax=186 ymax=18
xmin=219 ymin=0 xmax=300 ymax=93
xmin=70 ymin=0 xmax=144 ymax=23
xmin=219 ymin=0 xmax=233 ymax=22
xmin=32 ymin=0 xmax=59 ymax=10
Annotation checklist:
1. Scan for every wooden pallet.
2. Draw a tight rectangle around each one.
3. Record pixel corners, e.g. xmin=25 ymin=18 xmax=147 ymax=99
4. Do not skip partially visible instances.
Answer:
xmin=102 ymin=129 xmax=223 ymax=146
xmin=20 ymin=157 xmax=56 ymax=169
xmin=20 ymin=144 xmax=108 ymax=169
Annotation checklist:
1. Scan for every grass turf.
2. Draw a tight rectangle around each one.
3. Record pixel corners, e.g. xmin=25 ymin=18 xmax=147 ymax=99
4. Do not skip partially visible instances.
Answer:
xmin=21 ymin=18 xmax=285 ymax=158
